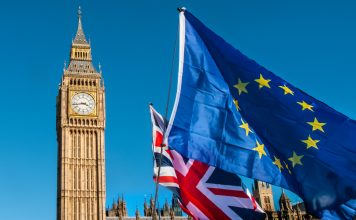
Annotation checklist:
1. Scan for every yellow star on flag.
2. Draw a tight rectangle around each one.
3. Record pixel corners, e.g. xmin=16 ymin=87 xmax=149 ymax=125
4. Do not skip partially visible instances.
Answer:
xmin=233 ymin=99 xmax=240 ymax=110
xmin=297 ymin=101 xmax=314 ymax=112
xmin=307 ymin=117 xmax=326 ymax=132
xmin=301 ymin=135 xmax=320 ymax=149
xmin=253 ymin=140 xmax=267 ymax=158
xmin=239 ymin=119 xmax=253 ymax=136
xmin=272 ymin=156 xmax=283 ymax=172
xmin=255 ymin=74 xmax=271 ymax=89
xmin=288 ymin=151 xmax=304 ymax=167
xmin=279 ymin=85 xmax=294 ymax=95
xmin=233 ymin=78 xmax=249 ymax=95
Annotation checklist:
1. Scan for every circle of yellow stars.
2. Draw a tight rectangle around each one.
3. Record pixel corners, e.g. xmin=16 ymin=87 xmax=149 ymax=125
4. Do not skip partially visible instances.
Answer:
xmin=232 ymin=73 xmax=327 ymax=174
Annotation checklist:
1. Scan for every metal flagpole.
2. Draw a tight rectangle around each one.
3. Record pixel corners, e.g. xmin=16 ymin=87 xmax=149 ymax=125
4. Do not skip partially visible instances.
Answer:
xmin=152 ymin=9 xmax=180 ymax=220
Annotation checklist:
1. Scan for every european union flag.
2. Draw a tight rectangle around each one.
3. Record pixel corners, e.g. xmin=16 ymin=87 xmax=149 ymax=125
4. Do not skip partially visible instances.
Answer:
xmin=167 ymin=9 xmax=356 ymax=219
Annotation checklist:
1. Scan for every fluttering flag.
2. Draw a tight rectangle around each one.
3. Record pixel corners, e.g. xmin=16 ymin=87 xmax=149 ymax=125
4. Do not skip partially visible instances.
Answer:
xmin=166 ymin=9 xmax=356 ymax=219
xmin=150 ymin=105 xmax=266 ymax=220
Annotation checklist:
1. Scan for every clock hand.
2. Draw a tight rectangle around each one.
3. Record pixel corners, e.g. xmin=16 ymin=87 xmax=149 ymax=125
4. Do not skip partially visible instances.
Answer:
xmin=72 ymin=103 xmax=87 ymax=106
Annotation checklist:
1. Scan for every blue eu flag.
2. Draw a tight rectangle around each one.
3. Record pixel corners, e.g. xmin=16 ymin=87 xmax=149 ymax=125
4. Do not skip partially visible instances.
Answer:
xmin=167 ymin=9 xmax=356 ymax=219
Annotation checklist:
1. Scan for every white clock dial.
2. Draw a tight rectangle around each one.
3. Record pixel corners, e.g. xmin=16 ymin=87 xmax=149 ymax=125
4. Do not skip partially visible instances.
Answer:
xmin=71 ymin=93 xmax=95 ymax=115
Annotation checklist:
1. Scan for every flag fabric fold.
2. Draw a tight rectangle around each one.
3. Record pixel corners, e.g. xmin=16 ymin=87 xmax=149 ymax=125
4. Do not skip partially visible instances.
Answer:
xmin=150 ymin=105 xmax=265 ymax=220
xmin=166 ymin=9 xmax=356 ymax=219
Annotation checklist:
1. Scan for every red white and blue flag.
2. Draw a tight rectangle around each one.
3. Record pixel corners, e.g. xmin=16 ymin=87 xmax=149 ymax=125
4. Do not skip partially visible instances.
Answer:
xmin=150 ymin=105 xmax=265 ymax=220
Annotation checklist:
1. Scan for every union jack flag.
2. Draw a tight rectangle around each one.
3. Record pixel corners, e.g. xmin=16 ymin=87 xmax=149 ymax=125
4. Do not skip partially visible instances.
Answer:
xmin=150 ymin=105 xmax=266 ymax=220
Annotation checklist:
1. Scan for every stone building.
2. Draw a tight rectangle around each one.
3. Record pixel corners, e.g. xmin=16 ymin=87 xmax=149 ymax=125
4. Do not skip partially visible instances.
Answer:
xmin=107 ymin=195 xmax=128 ymax=217
xmin=106 ymin=182 xmax=318 ymax=220
xmin=57 ymin=7 xmax=106 ymax=220
xmin=253 ymin=180 xmax=275 ymax=211
xmin=253 ymin=181 xmax=318 ymax=220
xmin=106 ymin=194 xmax=190 ymax=220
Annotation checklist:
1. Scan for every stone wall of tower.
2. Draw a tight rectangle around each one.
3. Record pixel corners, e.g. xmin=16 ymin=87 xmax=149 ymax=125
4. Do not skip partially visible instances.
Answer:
xmin=253 ymin=180 xmax=275 ymax=211
xmin=57 ymin=74 xmax=106 ymax=220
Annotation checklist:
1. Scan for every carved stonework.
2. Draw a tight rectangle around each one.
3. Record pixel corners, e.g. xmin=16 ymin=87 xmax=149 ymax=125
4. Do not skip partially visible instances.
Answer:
xmin=253 ymin=180 xmax=275 ymax=211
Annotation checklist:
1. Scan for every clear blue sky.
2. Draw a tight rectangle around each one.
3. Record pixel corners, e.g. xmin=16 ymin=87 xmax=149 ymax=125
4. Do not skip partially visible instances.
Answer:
xmin=0 ymin=0 xmax=355 ymax=219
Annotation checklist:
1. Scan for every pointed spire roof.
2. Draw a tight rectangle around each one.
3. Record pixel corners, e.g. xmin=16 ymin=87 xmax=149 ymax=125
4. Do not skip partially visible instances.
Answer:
xmin=280 ymin=189 xmax=289 ymax=201
xmin=73 ymin=6 xmax=88 ymax=45
xmin=65 ymin=6 xmax=100 ymax=76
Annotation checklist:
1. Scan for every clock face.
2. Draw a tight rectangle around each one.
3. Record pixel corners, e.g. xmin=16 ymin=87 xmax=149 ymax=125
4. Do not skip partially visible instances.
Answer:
xmin=71 ymin=93 xmax=95 ymax=115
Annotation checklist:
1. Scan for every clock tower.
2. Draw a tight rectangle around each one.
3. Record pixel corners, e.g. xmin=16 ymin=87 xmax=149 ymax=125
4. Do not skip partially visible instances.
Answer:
xmin=56 ymin=7 xmax=106 ymax=220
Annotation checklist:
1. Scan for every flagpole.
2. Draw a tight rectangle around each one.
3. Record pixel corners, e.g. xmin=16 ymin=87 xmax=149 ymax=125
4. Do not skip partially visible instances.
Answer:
xmin=152 ymin=8 xmax=182 ymax=220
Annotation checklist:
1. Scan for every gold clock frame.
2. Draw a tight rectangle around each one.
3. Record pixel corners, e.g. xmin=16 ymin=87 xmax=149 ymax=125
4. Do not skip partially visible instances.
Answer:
xmin=68 ymin=90 xmax=97 ymax=117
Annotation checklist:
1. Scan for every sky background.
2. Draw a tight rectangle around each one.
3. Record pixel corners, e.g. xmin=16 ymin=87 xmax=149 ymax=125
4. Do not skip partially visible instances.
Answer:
xmin=0 ymin=0 xmax=355 ymax=219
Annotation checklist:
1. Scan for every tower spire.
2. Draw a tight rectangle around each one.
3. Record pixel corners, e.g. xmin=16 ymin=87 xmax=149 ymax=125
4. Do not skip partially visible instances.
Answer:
xmin=67 ymin=6 xmax=97 ymax=73
xmin=73 ymin=6 xmax=88 ymax=45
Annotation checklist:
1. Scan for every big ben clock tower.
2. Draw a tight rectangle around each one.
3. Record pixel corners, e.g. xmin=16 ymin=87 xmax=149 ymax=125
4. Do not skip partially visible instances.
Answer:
xmin=57 ymin=7 xmax=106 ymax=220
